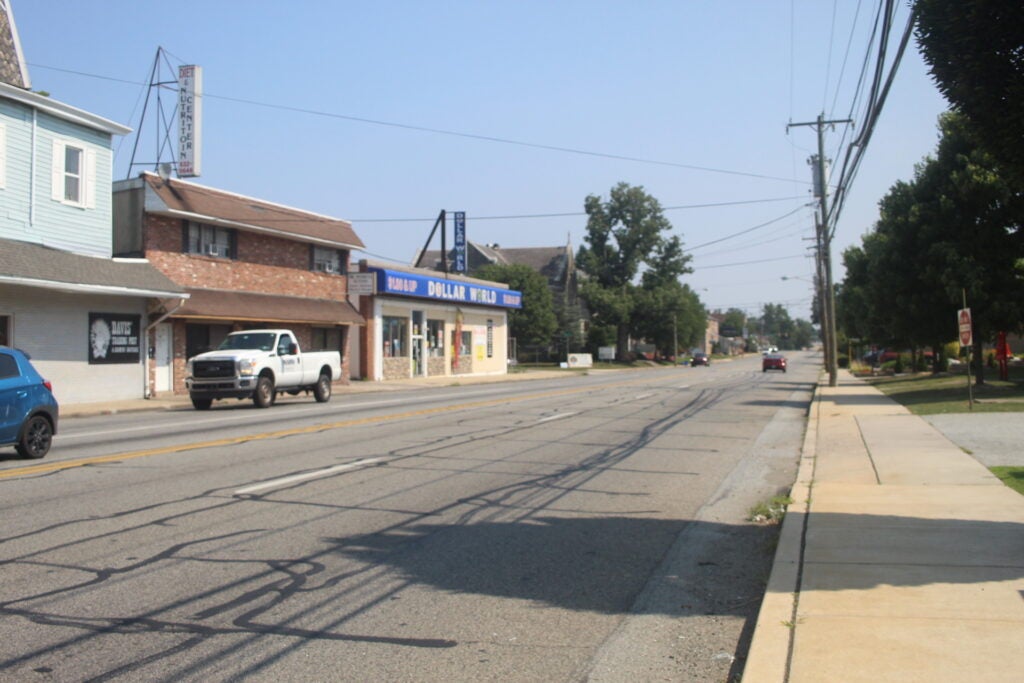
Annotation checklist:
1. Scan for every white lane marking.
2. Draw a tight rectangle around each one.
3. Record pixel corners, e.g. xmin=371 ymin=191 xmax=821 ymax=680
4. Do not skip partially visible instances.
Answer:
xmin=234 ymin=458 xmax=385 ymax=496
xmin=537 ymin=412 xmax=578 ymax=424
xmin=635 ymin=393 xmax=653 ymax=400
xmin=677 ymin=385 xmax=690 ymax=389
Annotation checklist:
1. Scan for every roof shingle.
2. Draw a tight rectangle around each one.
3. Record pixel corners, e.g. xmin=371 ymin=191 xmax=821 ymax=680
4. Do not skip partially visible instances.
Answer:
xmin=139 ymin=173 xmax=365 ymax=250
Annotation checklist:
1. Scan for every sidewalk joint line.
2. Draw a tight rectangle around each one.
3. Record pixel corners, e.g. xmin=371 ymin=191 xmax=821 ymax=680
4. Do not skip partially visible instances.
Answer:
xmin=854 ymin=414 xmax=883 ymax=485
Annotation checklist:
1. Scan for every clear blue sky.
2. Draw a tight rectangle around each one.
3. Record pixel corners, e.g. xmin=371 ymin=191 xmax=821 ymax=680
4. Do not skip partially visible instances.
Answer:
xmin=15 ymin=1 xmax=948 ymax=320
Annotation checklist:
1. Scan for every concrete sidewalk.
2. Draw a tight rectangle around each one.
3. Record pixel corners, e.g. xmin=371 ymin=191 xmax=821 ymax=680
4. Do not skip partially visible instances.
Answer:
xmin=744 ymin=371 xmax=1024 ymax=682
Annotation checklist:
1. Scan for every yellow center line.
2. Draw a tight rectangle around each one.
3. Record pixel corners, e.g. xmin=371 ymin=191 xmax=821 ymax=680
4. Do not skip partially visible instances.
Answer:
xmin=0 ymin=372 xmax=681 ymax=480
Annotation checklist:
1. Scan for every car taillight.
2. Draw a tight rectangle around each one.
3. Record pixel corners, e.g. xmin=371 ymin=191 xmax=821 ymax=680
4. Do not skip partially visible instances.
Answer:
xmin=43 ymin=380 xmax=53 ymax=391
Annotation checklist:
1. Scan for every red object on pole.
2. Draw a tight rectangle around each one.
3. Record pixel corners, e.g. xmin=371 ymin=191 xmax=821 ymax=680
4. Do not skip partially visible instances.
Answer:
xmin=997 ymin=331 xmax=1010 ymax=381
xmin=958 ymin=308 xmax=972 ymax=347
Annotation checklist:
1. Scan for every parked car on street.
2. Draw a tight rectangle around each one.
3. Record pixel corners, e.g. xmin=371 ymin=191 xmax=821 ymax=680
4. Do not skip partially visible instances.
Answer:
xmin=762 ymin=353 xmax=787 ymax=373
xmin=0 ymin=347 xmax=58 ymax=459
xmin=691 ymin=352 xmax=710 ymax=366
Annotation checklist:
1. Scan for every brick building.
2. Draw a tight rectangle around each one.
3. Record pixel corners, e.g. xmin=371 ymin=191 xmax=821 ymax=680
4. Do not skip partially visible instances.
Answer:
xmin=113 ymin=173 xmax=364 ymax=397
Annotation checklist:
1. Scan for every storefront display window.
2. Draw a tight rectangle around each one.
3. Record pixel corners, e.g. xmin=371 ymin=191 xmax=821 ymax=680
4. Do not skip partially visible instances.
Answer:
xmin=383 ymin=316 xmax=408 ymax=358
xmin=427 ymin=319 xmax=444 ymax=357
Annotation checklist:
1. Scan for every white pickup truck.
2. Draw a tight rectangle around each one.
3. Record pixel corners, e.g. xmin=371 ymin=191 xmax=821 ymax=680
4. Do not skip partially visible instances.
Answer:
xmin=185 ymin=329 xmax=342 ymax=410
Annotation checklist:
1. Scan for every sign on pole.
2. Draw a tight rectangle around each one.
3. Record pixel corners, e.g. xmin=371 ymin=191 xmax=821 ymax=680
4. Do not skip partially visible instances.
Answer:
xmin=178 ymin=65 xmax=203 ymax=177
xmin=958 ymin=308 xmax=972 ymax=348
xmin=453 ymin=211 xmax=466 ymax=273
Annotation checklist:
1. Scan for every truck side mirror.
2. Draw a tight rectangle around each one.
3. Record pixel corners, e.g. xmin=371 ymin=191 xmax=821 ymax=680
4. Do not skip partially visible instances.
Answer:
xmin=289 ymin=343 xmax=298 ymax=355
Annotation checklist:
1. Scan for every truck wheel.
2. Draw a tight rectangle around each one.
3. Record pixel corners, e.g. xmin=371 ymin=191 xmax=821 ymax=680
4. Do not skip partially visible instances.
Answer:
xmin=16 ymin=415 xmax=52 ymax=459
xmin=253 ymin=376 xmax=276 ymax=408
xmin=191 ymin=398 xmax=213 ymax=410
xmin=313 ymin=373 xmax=331 ymax=402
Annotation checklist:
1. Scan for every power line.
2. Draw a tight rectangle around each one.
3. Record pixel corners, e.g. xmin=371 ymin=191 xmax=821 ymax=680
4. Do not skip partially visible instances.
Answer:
xmin=695 ymin=254 xmax=806 ymax=270
xmin=30 ymin=62 xmax=809 ymax=185
xmin=687 ymin=203 xmax=813 ymax=251
xmin=353 ymin=195 xmax=808 ymax=223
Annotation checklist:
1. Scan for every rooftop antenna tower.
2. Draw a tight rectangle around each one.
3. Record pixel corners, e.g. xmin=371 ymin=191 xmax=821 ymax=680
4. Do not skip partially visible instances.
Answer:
xmin=125 ymin=47 xmax=203 ymax=180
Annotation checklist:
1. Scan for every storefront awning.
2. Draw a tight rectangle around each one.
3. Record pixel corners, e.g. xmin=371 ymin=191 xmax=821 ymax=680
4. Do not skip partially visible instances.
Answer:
xmin=176 ymin=288 xmax=364 ymax=326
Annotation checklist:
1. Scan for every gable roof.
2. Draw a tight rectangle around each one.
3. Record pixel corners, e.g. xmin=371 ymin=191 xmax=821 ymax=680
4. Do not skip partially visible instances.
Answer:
xmin=419 ymin=241 xmax=571 ymax=282
xmin=133 ymin=172 xmax=365 ymax=250
xmin=0 ymin=0 xmax=30 ymax=89
xmin=0 ymin=238 xmax=187 ymax=297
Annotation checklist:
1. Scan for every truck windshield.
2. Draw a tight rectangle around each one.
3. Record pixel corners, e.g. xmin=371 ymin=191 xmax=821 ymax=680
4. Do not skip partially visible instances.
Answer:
xmin=217 ymin=333 xmax=276 ymax=351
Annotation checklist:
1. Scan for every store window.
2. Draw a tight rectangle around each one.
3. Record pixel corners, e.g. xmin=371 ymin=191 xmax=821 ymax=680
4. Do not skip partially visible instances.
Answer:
xmin=382 ymin=316 xmax=408 ymax=358
xmin=184 ymin=221 xmax=235 ymax=259
xmin=427 ymin=319 xmax=444 ymax=357
xmin=185 ymin=323 xmax=232 ymax=359
xmin=0 ymin=314 xmax=10 ymax=346
xmin=486 ymin=319 xmax=494 ymax=358
xmin=311 ymin=327 xmax=342 ymax=352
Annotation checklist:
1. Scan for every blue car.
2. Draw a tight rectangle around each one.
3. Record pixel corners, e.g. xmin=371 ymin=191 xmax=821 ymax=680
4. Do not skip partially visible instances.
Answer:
xmin=0 ymin=347 xmax=58 ymax=459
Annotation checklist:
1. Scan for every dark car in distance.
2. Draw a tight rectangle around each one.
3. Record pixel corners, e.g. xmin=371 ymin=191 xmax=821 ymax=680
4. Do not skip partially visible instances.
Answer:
xmin=691 ymin=352 xmax=710 ymax=366
xmin=762 ymin=353 xmax=787 ymax=373
xmin=0 ymin=347 xmax=58 ymax=459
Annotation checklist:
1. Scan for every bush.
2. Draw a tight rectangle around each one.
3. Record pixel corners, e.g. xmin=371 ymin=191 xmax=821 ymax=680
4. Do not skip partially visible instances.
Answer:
xmin=838 ymin=354 xmax=849 ymax=368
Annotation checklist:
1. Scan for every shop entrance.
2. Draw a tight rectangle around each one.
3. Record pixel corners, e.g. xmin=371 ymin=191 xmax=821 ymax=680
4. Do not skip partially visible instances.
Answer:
xmin=411 ymin=310 xmax=425 ymax=377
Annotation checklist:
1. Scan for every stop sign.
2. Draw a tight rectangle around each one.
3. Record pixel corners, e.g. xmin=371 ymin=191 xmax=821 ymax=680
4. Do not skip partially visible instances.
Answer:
xmin=958 ymin=308 xmax=972 ymax=347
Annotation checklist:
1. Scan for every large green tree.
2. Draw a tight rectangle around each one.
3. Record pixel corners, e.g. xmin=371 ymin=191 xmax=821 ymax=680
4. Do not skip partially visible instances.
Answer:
xmin=474 ymin=263 xmax=558 ymax=351
xmin=576 ymin=183 xmax=691 ymax=359
xmin=915 ymin=0 xmax=1024 ymax=186
xmin=836 ymin=111 xmax=1024 ymax=380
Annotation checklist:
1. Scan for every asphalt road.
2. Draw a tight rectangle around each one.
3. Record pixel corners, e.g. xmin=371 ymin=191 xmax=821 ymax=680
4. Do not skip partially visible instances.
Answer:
xmin=0 ymin=353 xmax=818 ymax=682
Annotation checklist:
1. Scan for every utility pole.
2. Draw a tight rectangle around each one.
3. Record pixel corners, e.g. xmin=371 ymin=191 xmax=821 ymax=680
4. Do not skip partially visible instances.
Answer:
xmin=787 ymin=113 xmax=851 ymax=387
xmin=673 ymin=312 xmax=678 ymax=366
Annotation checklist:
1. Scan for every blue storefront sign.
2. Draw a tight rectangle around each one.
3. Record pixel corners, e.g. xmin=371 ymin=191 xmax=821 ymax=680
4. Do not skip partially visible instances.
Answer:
xmin=370 ymin=268 xmax=522 ymax=309
xmin=453 ymin=211 xmax=467 ymax=273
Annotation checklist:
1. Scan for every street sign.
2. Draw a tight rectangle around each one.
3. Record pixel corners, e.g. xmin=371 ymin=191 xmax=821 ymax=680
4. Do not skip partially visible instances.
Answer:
xmin=958 ymin=308 xmax=972 ymax=347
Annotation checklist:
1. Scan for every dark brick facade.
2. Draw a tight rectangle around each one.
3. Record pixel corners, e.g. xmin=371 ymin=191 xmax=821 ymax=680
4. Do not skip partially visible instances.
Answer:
xmin=141 ymin=214 xmax=356 ymax=395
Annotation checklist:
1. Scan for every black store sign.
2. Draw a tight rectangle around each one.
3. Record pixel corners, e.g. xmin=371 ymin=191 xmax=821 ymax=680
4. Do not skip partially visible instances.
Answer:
xmin=88 ymin=313 xmax=142 ymax=364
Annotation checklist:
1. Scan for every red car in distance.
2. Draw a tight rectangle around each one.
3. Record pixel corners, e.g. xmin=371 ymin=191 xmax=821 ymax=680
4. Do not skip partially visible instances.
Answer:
xmin=762 ymin=353 xmax=787 ymax=373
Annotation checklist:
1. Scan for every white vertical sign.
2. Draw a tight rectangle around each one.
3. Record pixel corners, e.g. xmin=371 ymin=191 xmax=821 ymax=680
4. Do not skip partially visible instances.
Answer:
xmin=178 ymin=65 xmax=203 ymax=177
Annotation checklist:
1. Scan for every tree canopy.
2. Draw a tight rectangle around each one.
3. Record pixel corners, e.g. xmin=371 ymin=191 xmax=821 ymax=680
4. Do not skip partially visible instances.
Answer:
xmin=474 ymin=263 xmax=558 ymax=349
xmin=576 ymin=183 xmax=695 ymax=359
xmin=836 ymin=111 xmax=1024 ymax=378
xmin=915 ymin=0 xmax=1024 ymax=186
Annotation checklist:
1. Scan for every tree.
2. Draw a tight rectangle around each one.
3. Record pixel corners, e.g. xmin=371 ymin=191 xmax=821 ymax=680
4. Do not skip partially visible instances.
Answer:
xmin=836 ymin=111 xmax=1024 ymax=380
xmin=576 ymin=183 xmax=690 ymax=359
xmin=474 ymin=263 xmax=558 ymax=352
xmin=632 ymin=283 xmax=705 ymax=358
xmin=720 ymin=308 xmax=747 ymax=338
xmin=915 ymin=0 xmax=1024 ymax=186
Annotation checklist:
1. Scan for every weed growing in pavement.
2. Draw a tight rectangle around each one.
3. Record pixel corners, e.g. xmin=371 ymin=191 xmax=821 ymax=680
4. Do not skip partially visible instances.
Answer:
xmin=748 ymin=495 xmax=794 ymax=525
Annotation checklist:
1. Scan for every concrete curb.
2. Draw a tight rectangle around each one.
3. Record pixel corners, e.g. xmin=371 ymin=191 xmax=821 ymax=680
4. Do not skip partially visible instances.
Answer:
xmin=742 ymin=373 xmax=822 ymax=682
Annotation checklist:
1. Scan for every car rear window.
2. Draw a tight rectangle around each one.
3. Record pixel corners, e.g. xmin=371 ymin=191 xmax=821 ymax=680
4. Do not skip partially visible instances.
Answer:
xmin=0 ymin=353 xmax=17 ymax=379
